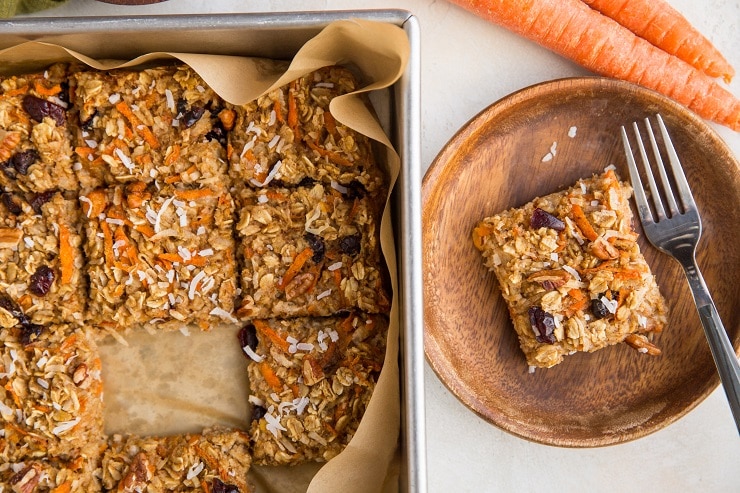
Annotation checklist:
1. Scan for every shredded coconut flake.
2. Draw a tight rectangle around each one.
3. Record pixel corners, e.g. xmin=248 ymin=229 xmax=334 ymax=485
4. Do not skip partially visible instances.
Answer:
xmin=243 ymin=345 xmax=264 ymax=362
xmin=265 ymin=412 xmax=287 ymax=437
xmin=249 ymin=160 xmax=282 ymax=187
xmin=79 ymin=196 xmax=93 ymax=217
xmin=562 ymin=265 xmax=581 ymax=281
xmin=52 ymin=417 xmax=81 ymax=435
xmin=550 ymin=252 xmax=559 ymax=262
xmin=568 ymin=126 xmax=577 ymax=138
xmin=165 ymin=89 xmax=175 ymax=111
xmin=330 ymin=180 xmax=348 ymax=194
xmin=600 ymin=295 xmax=618 ymax=314
xmin=106 ymin=217 xmax=125 ymax=226
xmin=541 ymin=152 xmax=553 ymax=163
xmin=0 ymin=400 xmax=13 ymax=417
xmin=189 ymin=270 xmax=207 ymax=300
xmin=186 ymin=461 xmax=205 ymax=480
xmin=114 ymin=148 xmax=134 ymax=170
xmin=257 ymin=194 xmax=269 ymax=204
xmin=154 ymin=196 xmax=175 ymax=233
xmin=248 ymin=394 xmax=264 ymax=406
xmin=198 ymin=248 xmax=214 ymax=257
xmin=316 ymin=289 xmax=331 ymax=300
xmin=108 ymin=93 xmax=121 ymax=104
xmin=605 ymin=164 xmax=617 ymax=172
xmin=327 ymin=261 xmax=343 ymax=271
xmin=637 ymin=315 xmax=648 ymax=328
xmin=209 ymin=306 xmax=238 ymax=324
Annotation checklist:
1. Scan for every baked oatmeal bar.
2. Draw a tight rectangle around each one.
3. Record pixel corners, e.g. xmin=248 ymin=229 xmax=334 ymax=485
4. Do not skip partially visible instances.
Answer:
xmin=101 ymin=427 xmax=252 ymax=492
xmin=0 ymin=457 xmax=101 ymax=493
xmin=0 ymin=325 xmax=104 ymax=464
xmin=228 ymin=66 xmax=385 ymax=194
xmin=0 ymin=63 xmax=78 ymax=192
xmin=473 ymin=169 xmax=668 ymax=369
xmin=0 ymin=190 xmax=86 ymax=327
xmin=71 ymin=65 xmax=229 ymax=189
xmin=235 ymin=183 xmax=389 ymax=320
xmin=242 ymin=313 xmax=387 ymax=465
xmin=81 ymin=182 xmax=238 ymax=331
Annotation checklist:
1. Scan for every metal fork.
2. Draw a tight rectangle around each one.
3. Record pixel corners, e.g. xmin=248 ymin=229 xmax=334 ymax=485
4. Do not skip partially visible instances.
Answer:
xmin=621 ymin=115 xmax=740 ymax=433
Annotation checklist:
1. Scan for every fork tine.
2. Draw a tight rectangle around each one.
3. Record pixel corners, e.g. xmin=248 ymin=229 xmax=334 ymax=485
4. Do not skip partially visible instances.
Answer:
xmin=656 ymin=114 xmax=697 ymax=214
xmin=631 ymin=121 xmax=667 ymax=221
xmin=644 ymin=117 xmax=680 ymax=217
xmin=620 ymin=126 xmax=654 ymax=225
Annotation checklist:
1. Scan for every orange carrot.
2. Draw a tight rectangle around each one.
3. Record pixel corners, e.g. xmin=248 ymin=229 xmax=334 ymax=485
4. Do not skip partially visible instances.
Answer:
xmin=58 ymin=224 xmax=75 ymax=285
xmin=306 ymin=140 xmax=354 ymax=167
xmin=173 ymin=188 xmax=215 ymax=201
xmin=33 ymin=80 xmax=62 ymax=97
xmin=288 ymin=81 xmax=301 ymax=140
xmin=253 ymin=319 xmax=290 ymax=352
xmin=259 ymin=360 xmax=284 ymax=393
xmin=278 ymin=247 xmax=314 ymax=290
xmin=447 ymin=0 xmax=740 ymax=130
xmin=582 ymin=0 xmax=734 ymax=82
xmin=570 ymin=203 xmax=599 ymax=241
xmin=114 ymin=101 xmax=160 ymax=149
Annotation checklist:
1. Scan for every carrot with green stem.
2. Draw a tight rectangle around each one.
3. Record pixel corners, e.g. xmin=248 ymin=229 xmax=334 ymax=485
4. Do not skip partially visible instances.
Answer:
xmin=582 ymin=0 xmax=734 ymax=82
xmin=447 ymin=0 xmax=740 ymax=130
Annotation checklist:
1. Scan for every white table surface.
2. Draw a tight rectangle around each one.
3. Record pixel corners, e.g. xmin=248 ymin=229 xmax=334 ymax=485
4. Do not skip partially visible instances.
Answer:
xmin=23 ymin=0 xmax=740 ymax=491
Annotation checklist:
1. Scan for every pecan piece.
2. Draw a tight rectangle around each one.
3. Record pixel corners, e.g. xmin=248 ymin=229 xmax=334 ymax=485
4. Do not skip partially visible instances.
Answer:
xmin=303 ymin=356 xmax=325 ymax=385
xmin=624 ymin=333 xmax=661 ymax=355
xmin=284 ymin=272 xmax=317 ymax=300
xmin=119 ymin=452 xmax=153 ymax=492
xmin=589 ymin=236 xmax=620 ymax=260
xmin=0 ymin=227 xmax=23 ymax=249
xmin=526 ymin=268 xmax=571 ymax=290
xmin=9 ymin=463 xmax=41 ymax=493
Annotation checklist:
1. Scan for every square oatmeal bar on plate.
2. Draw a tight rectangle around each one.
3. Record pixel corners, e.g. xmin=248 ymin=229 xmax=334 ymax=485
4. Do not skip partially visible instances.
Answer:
xmin=473 ymin=170 xmax=668 ymax=369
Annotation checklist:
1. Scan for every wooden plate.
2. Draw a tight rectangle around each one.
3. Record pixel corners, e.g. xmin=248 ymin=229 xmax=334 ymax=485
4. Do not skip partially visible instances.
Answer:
xmin=422 ymin=77 xmax=740 ymax=446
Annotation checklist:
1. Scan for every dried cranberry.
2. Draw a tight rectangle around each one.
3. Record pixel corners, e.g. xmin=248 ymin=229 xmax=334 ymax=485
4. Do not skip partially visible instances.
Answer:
xmin=338 ymin=233 xmax=362 ymax=256
xmin=251 ymin=405 xmax=267 ymax=422
xmin=297 ymin=176 xmax=317 ymax=188
xmin=0 ymin=294 xmax=27 ymax=325
xmin=591 ymin=298 xmax=610 ymax=319
xmin=205 ymin=121 xmax=226 ymax=145
xmin=238 ymin=324 xmax=258 ymax=353
xmin=81 ymin=109 xmax=98 ymax=131
xmin=528 ymin=306 xmax=556 ymax=344
xmin=22 ymin=95 xmax=66 ymax=126
xmin=11 ymin=149 xmax=40 ymax=175
xmin=29 ymin=265 xmax=55 ymax=296
xmin=30 ymin=190 xmax=55 ymax=214
xmin=176 ymin=98 xmax=189 ymax=116
xmin=345 ymin=180 xmax=367 ymax=200
xmin=211 ymin=478 xmax=240 ymax=493
xmin=182 ymin=106 xmax=205 ymax=128
xmin=20 ymin=323 xmax=44 ymax=345
xmin=1 ymin=192 xmax=23 ymax=215
xmin=304 ymin=233 xmax=325 ymax=263
xmin=530 ymin=207 xmax=565 ymax=231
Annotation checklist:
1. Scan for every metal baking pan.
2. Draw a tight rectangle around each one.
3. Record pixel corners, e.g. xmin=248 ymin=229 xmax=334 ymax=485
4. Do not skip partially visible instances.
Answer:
xmin=0 ymin=10 xmax=425 ymax=493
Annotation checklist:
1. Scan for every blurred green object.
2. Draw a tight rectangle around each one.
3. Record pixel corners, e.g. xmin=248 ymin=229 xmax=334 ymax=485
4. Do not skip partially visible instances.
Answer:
xmin=0 ymin=0 xmax=69 ymax=18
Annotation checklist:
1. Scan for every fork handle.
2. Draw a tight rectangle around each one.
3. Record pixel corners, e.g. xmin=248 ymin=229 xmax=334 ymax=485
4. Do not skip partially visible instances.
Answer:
xmin=683 ymin=260 xmax=740 ymax=433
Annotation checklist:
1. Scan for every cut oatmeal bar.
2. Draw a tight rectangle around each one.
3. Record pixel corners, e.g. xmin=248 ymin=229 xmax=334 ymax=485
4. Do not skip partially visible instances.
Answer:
xmin=228 ymin=66 xmax=385 ymax=195
xmin=0 ymin=456 xmax=101 ymax=493
xmin=241 ymin=313 xmax=387 ymax=465
xmin=81 ymin=182 xmax=238 ymax=331
xmin=0 ymin=325 xmax=104 ymax=465
xmin=101 ymin=427 xmax=252 ymax=492
xmin=0 ymin=63 xmax=78 ymax=192
xmin=235 ymin=183 xmax=389 ymax=320
xmin=0 ymin=190 xmax=86 ymax=327
xmin=70 ymin=65 xmax=228 ymax=189
xmin=473 ymin=170 xmax=668 ymax=369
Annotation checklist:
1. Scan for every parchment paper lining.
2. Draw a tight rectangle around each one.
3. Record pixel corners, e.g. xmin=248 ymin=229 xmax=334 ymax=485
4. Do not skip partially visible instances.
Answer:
xmin=0 ymin=19 xmax=409 ymax=493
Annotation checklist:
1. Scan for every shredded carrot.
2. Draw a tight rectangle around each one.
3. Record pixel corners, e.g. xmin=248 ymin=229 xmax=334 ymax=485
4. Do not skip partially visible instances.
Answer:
xmin=614 ymin=269 xmax=642 ymax=280
xmin=253 ymin=319 xmax=290 ymax=352
xmin=567 ymin=288 xmax=588 ymax=314
xmin=582 ymin=0 xmax=734 ymax=82
xmin=288 ymin=81 xmax=301 ymax=140
xmin=173 ymin=188 xmax=215 ymax=201
xmin=164 ymin=174 xmax=182 ymax=184
xmin=58 ymin=224 xmax=75 ymax=285
xmin=324 ymin=109 xmax=339 ymax=138
xmin=472 ymin=224 xmax=495 ymax=250
xmin=273 ymin=97 xmax=284 ymax=124
xmin=114 ymin=101 xmax=160 ymax=148
xmin=59 ymin=333 xmax=78 ymax=353
xmin=278 ymin=247 xmax=314 ymax=290
xmin=226 ymin=142 xmax=234 ymax=161
xmin=164 ymin=144 xmax=181 ymax=167
xmin=447 ymin=0 xmax=740 ymax=130
xmin=2 ymin=86 xmax=29 ymax=97
xmin=306 ymin=140 xmax=354 ymax=167
xmin=83 ymin=189 xmax=108 ymax=218
xmin=259 ymin=360 xmax=284 ymax=393
xmin=133 ymin=224 xmax=155 ymax=238
xmin=570 ymin=203 xmax=598 ymax=242
xmin=100 ymin=221 xmax=115 ymax=267
xmin=33 ymin=80 xmax=62 ymax=97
